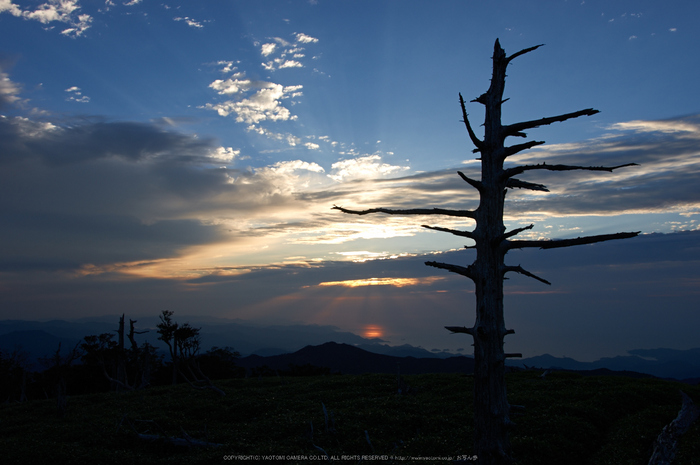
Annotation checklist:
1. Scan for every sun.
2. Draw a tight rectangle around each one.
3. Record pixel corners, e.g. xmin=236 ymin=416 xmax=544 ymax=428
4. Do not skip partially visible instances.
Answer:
xmin=362 ymin=325 xmax=384 ymax=339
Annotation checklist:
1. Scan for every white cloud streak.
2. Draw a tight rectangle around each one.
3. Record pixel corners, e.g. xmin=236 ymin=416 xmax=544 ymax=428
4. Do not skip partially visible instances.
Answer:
xmin=174 ymin=16 xmax=204 ymax=28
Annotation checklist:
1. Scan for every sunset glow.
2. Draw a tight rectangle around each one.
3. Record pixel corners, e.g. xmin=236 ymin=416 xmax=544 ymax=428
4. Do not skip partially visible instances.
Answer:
xmin=362 ymin=325 xmax=384 ymax=339
xmin=317 ymin=277 xmax=444 ymax=288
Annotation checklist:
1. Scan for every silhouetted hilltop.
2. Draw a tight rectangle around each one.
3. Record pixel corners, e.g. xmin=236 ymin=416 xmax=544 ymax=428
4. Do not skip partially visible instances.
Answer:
xmin=237 ymin=341 xmax=475 ymax=375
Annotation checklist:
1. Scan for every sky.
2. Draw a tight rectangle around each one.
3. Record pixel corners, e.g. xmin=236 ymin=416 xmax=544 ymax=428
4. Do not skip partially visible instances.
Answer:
xmin=1 ymin=0 xmax=699 ymax=361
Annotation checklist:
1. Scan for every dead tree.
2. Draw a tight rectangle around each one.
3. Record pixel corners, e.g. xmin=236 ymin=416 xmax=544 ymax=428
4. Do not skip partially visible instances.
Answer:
xmin=82 ymin=314 xmax=155 ymax=392
xmin=157 ymin=310 xmax=225 ymax=396
xmin=333 ymin=39 xmax=639 ymax=464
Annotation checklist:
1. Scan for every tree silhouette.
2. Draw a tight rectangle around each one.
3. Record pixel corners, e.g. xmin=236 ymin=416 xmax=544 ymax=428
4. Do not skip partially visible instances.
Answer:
xmin=333 ymin=39 xmax=639 ymax=464
xmin=81 ymin=314 xmax=158 ymax=392
xmin=157 ymin=310 xmax=225 ymax=396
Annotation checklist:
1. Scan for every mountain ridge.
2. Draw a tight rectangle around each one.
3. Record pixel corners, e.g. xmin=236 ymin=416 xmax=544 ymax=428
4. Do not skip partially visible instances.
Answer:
xmin=1 ymin=319 xmax=699 ymax=380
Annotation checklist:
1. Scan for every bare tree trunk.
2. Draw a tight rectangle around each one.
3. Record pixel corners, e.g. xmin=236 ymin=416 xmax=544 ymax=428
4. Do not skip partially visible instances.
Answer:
xmin=117 ymin=314 xmax=126 ymax=391
xmin=648 ymin=391 xmax=700 ymax=465
xmin=334 ymin=39 xmax=638 ymax=465
xmin=472 ymin=172 xmax=512 ymax=462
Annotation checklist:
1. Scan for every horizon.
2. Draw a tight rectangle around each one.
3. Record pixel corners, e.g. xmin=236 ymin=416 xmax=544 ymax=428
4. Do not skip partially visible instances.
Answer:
xmin=1 ymin=1 xmax=699 ymax=362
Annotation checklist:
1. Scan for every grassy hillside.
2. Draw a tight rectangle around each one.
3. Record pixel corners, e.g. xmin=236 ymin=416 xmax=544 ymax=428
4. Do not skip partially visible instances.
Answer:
xmin=1 ymin=371 xmax=698 ymax=464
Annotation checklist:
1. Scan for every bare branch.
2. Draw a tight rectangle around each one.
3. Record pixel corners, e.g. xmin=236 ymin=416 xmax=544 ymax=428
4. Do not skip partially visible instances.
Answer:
xmin=445 ymin=326 xmax=475 ymax=336
xmin=503 ymin=162 xmax=638 ymax=179
xmin=458 ymin=171 xmax=483 ymax=192
xmin=460 ymin=93 xmax=485 ymax=151
xmin=506 ymin=178 xmax=549 ymax=192
xmin=499 ymin=224 xmax=534 ymax=241
xmin=506 ymin=43 xmax=545 ymax=64
xmin=101 ymin=364 xmax=135 ymax=391
xmin=503 ymin=140 xmax=545 ymax=159
xmin=506 ymin=231 xmax=640 ymax=251
xmin=332 ymin=205 xmax=476 ymax=219
xmin=472 ymin=93 xmax=488 ymax=106
xmin=503 ymin=108 xmax=599 ymax=138
xmin=425 ymin=261 xmax=476 ymax=280
xmin=503 ymin=265 xmax=551 ymax=285
xmin=422 ymin=224 xmax=476 ymax=240
xmin=509 ymin=131 xmax=529 ymax=139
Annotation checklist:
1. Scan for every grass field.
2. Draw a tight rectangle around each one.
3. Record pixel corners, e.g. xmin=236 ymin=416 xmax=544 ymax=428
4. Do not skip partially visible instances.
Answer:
xmin=1 ymin=371 xmax=698 ymax=464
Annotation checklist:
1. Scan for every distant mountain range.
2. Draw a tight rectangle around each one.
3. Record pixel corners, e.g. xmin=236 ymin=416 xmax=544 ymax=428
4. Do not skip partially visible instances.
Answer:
xmin=1 ymin=318 xmax=699 ymax=381
xmin=0 ymin=317 xmax=456 ymax=363
xmin=507 ymin=348 xmax=700 ymax=382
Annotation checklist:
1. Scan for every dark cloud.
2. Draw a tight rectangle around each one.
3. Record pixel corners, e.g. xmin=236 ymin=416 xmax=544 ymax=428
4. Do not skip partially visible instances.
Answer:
xmin=0 ymin=211 xmax=222 ymax=271
xmin=0 ymin=117 xmax=214 ymax=165
xmin=2 ymin=109 xmax=699 ymax=310
xmin=503 ymin=114 xmax=700 ymax=216
xmin=0 ymin=115 xmax=298 ymax=273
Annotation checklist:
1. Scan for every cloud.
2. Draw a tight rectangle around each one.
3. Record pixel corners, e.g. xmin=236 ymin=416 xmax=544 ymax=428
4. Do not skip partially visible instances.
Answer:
xmin=0 ymin=0 xmax=22 ymax=16
xmin=317 ymin=276 xmax=444 ymax=288
xmin=289 ymin=114 xmax=700 ymax=249
xmin=1 ymin=0 xmax=93 ymax=37
xmin=252 ymin=159 xmax=328 ymax=193
xmin=260 ymin=32 xmax=319 ymax=71
xmin=64 ymin=86 xmax=89 ymax=103
xmin=0 ymin=109 xmax=335 ymax=276
xmin=295 ymin=32 xmax=319 ymax=44
xmin=204 ymin=35 xmax=315 ymax=143
xmin=500 ymin=114 xmax=700 ymax=219
xmin=328 ymin=155 xmax=410 ymax=183
xmin=215 ymin=61 xmax=239 ymax=74
xmin=208 ymin=77 xmax=258 ymax=95
xmin=3 ymin=105 xmax=699 ymax=289
xmin=0 ymin=67 xmax=22 ymax=109
xmin=2 ymin=96 xmax=699 ymax=360
xmin=279 ymin=60 xmax=303 ymax=69
xmin=247 ymin=126 xmax=301 ymax=147
xmin=608 ymin=119 xmax=700 ymax=135
xmin=0 ymin=116 xmax=219 ymax=165
xmin=174 ymin=16 xmax=204 ymax=28
xmin=203 ymin=74 xmax=301 ymax=124
xmin=209 ymin=146 xmax=240 ymax=163
xmin=261 ymin=43 xmax=277 ymax=57
xmin=6 ymin=230 xmax=698 ymax=361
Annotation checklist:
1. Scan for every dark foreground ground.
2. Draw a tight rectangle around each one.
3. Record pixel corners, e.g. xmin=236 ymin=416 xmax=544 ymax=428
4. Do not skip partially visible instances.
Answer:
xmin=1 ymin=371 xmax=699 ymax=464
